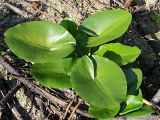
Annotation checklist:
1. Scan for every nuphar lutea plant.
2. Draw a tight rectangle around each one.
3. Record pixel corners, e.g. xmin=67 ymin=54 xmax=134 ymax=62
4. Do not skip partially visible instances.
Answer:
xmin=4 ymin=9 xmax=154 ymax=119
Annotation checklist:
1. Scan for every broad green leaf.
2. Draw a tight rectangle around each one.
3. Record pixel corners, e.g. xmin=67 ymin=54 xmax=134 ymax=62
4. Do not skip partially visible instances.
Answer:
xmin=79 ymin=9 xmax=132 ymax=47
xmin=4 ymin=21 xmax=76 ymax=63
xmin=119 ymin=90 xmax=143 ymax=115
xmin=123 ymin=68 xmax=142 ymax=95
xmin=94 ymin=43 xmax=141 ymax=65
xmin=125 ymin=105 xmax=154 ymax=118
xmin=60 ymin=18 xmax=78 ymax=37
xmin=89 ymin=104 xmax=120 ymax=119
xmin=71 ymin=55 xmax=127 ymax=109
xmin=30 ymin=58 xmax=76 ymax=88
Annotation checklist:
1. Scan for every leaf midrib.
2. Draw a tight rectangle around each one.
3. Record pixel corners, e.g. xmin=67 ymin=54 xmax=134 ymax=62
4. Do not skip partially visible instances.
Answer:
xmin=91 ymin=57 xmax=119 ymax=107
xmin=94 ymin=78 xmax=118 ymax=108
xmin=100 ymin=13 xmax=130 ymax=36
xmin=88 ymin=13 xmax=130 ymax=42
xmin=10 ymin=37 xmax=51 ymax=51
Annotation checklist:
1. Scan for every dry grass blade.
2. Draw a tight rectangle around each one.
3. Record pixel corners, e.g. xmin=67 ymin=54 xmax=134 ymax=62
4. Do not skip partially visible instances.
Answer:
xmin=63 ymin=94 xmax=78 ymax=119
xmin=68 ymin=99 xmax=83 ymax=120
xmin=0 ymin=83 xmax=22 ymax=110
xmin=1 ymin=89 xmax=23 ymax=120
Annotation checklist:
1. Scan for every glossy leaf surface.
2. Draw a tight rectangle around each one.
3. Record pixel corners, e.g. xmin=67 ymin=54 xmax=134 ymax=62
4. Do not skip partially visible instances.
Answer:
xmin=89 ymin=104 xmax=120 ymax=119
xmin=4 ymin=21 xmax=76 ymax=63
xmin=71 ymin=55 xmax=127 ymax=108
xmin=120 ymin=90 xmax=143 ymax=115
xmin=79 ymin=9 xmax=132 ymax=47
xmin=123 ymin=68 xmax=142 ymax=94
xmin=94 ymin=43 xmax=141 ymax=65
xmin=31 ymin=58 xmax=76 ymax=88
xmin=126 ymin=105 xmax=154 ymax=118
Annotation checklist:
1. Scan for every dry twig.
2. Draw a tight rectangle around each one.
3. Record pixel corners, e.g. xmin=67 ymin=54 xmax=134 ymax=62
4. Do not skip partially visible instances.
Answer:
xmin=0 ymin=55 xmax=91 ymax=118
xmin=0 ymin=87 xmax=23 ymax=120
xmin=68 ymin=99 xmax=83 ymax=120
xmin=63 ymin=94 xmax=78 ymax=119
xmin=4 ymin=2 xmax=28 ymax=18
xmin=0 ymin=83 xmax=22 ymax=111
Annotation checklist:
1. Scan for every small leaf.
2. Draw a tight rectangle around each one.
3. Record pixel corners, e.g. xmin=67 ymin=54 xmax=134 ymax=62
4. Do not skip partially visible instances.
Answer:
xmin=4 ymin=21 xmax=76 ymax=63
xmin=125 ymin=105 xmax=154 ymax=118
xmin=89 ymin=104 xmax=120 ymax=119
xmin=79 ymin=9 xmax=132 ymax=47
xmin=71 ymin=55 xmax=127 ymax=109
xmin=94 ymin=43 xmax=141 ymax=66
xmin=120 ymin=90 xmax=143 ymax=115
xmin=60 ymin=18 xmax=78 ymax=37
xmin=31 ymin=58 xmax=76 ymax=88
xmin=123 ymin=68 xmax=142 ymax=94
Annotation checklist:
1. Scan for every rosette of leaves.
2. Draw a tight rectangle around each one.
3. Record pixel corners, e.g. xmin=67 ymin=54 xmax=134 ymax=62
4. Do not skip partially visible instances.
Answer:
xmin=4 ymin=9 xmax=154 ymax=119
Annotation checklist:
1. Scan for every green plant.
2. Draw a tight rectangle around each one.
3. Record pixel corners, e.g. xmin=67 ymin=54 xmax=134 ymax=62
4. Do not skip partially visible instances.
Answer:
xmin=4 ymin=9 xmax=154 ymax=119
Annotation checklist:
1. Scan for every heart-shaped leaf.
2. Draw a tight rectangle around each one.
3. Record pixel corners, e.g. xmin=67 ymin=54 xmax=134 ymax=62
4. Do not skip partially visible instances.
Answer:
xmin=119 ymin=90 xmax=143 ymax=115
xmin=4 ymin=21 xmax=76 ymax=63
xmin=79 ymin=9 xmax=132 ymax=47
xmin=123 ymin=68 xmax=142 ymax=95
xmin=89 ymin=104 xmax=120 ymax=119
xmin=125 ymin=105 xmax=154 ymax=118
xmin=94 ymin=43 xmax=141 ymax=66
xmin=31 ymin=58 xmax=76 ymax=88
xmin=71 ymin=55 xmax=127 ymax=109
